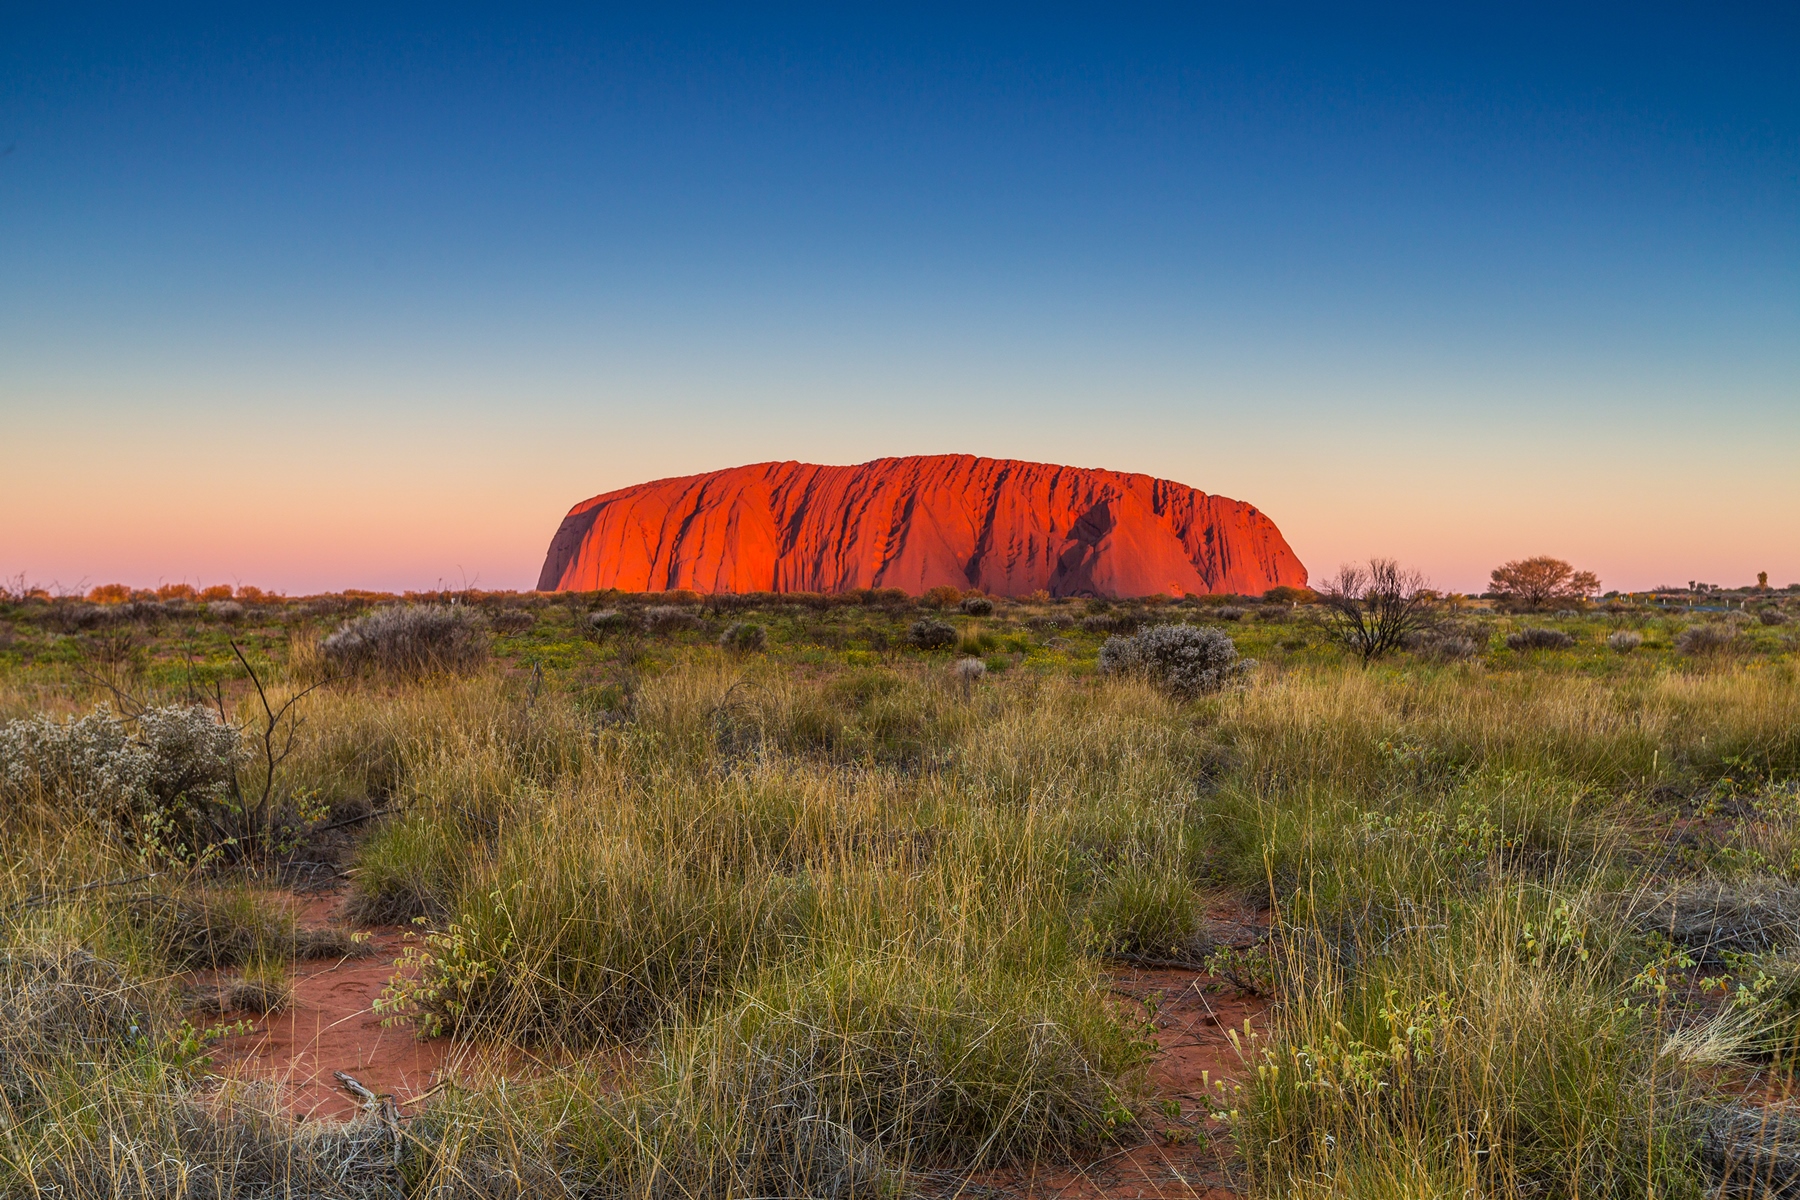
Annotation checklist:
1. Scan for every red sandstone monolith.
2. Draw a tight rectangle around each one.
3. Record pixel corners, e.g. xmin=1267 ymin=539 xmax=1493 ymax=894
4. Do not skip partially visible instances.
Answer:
xmin=537 ymin=455 xmax=1306 ymax=598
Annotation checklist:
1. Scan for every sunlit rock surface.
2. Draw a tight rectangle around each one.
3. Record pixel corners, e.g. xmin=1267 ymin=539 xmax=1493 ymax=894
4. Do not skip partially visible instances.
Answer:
xmin=537 ymin=455 xmax=1307 ymax=598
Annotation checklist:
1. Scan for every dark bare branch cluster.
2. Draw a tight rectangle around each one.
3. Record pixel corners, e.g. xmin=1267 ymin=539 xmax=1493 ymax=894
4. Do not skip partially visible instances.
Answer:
xmin=1319 ymin=558 xmax=1438 ymax=663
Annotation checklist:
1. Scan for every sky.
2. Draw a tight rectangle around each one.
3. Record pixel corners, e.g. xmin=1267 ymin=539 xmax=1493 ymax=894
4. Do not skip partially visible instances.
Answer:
xmin=2 ymin=4 xmax=1795 ymax=595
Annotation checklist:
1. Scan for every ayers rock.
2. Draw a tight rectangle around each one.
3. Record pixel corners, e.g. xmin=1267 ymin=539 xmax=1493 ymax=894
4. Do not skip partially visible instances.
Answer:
xmin=537 ymin=455 xmax=1307 ymax=598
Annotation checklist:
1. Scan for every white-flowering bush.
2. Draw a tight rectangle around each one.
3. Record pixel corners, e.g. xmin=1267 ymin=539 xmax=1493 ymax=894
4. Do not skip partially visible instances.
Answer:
xmin=0 ymin=704 xmax=242 ymax=837
xmin=1097 ymin=623 xmax=1252 ymax=699
xmin=322 ymin=604 xmax=487 ymax=677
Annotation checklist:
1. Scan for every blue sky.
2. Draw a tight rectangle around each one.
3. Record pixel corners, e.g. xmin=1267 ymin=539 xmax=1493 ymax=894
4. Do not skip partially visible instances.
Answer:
xmin=2 ymin=4 xmax=1795 ymax=593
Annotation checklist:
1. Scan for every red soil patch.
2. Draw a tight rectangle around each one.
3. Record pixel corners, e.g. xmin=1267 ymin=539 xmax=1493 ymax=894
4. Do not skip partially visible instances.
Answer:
xmin=198 ymin=893 xmax=452 ymax=1121
xmin=194 ymin=890 xmax=1270 ymax=1200
xmin=980 ymin=966 xmax=1266 ymax=1199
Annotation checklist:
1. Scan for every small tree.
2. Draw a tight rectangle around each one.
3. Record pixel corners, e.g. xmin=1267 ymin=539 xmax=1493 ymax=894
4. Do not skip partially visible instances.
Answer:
xmin=1489 ymin=557 xmax=1601 ymax=611
xmin=1320 ymin=559 xmax=1437 ymax=664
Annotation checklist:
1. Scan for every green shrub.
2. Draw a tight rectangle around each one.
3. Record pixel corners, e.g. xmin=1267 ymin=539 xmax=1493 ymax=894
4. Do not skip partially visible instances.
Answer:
xmin=907 ymin=618 xmax=957 ymax=652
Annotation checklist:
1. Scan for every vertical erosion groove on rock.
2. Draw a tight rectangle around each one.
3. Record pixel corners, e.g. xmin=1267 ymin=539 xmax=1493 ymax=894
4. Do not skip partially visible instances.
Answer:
xmin=538 ymin=454 xmax=1308 ymax=598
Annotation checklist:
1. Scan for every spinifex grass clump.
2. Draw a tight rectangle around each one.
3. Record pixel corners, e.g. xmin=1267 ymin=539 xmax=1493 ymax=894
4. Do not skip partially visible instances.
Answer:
xmin=666 ymin=956 xmax=1146 ymax=1172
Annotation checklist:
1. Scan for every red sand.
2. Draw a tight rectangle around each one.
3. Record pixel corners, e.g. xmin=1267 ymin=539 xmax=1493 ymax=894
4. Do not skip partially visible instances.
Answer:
xmin=197 ymin=892 xmax=1269 ymax=1197
xmin=981 ymin=965 xmax=1265 ymax=1198
xmin=200 ymin=896 xmax=451 ymax=1121
xmin=538 ymin=454 xmax=1307 ymax=598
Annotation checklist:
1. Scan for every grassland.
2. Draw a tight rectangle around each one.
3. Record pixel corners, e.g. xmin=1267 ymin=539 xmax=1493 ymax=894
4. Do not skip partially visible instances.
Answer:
xmin=1 ymin=588 xmax=1798 ymax=1198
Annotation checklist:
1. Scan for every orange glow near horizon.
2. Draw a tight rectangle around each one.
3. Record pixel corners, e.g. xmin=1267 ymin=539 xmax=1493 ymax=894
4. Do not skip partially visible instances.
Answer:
xmin=6 ymin=393 xmax=1796 ymax=598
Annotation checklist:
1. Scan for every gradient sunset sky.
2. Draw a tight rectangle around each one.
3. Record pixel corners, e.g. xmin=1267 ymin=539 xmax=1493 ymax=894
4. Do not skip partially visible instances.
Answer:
xmin=3 ymin=5 xmax=1795 ymax=595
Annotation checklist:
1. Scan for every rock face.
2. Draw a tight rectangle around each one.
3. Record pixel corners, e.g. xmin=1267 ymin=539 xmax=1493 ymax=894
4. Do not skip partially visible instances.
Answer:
xmin=537 ymin=455 xmax=1307 ymax=598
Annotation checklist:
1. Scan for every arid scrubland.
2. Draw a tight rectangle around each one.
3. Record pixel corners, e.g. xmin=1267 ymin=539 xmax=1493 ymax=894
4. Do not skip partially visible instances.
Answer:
xmin=0 ymin=587 xmax=1798 ymax=1197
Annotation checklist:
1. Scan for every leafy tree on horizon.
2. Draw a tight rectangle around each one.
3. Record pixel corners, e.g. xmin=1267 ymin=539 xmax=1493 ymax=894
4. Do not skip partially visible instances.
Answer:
xmin=1490 ymin=556 xmax=1601 ymax=611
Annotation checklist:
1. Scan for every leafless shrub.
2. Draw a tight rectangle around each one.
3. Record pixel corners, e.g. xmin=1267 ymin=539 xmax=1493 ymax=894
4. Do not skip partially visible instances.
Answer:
xmin=1506 ymin=628 xmax=1576 ymax=652
xmin=207 ymin=600 xmax=245 ymax=623
xmin=1319 ymin=559 xmax=1438 ymax=663
xmin=1256 ymin=604 xmax=1292 ymax=623
xmin=1677 ymin=623 xmax=1738 ymax=656
xmin=322 ymin=605 xmax=488 ymax=678
xmin=1762 ymin=608 xmax=1791 ymax=626
xmin=1607 ymin=630 xmax=1644 ymax=652
xmin=1098 ymin=623 xmax=1252 ymax=699
xmin=959 ymin=595 xmax=994 ymax=616
xmin=1079 ymin=613 xmax=1135 ymax=635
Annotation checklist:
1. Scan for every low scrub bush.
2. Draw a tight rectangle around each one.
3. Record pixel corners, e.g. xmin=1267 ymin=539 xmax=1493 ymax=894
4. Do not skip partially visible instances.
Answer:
xmin=586 ymin=608 xmax=629 ymax=634
xmin=1097 ymin=624 xmax=1251 ymax=698
xmin=1607 ymin=630 xmax=1644 ymax=652
xmin=907 ymin=618 xmax=957 ymax=651
xmin=959 ymin=595 xmax=994 ymax=616
xmin=1505 ymin=627 xmax=1576 ymax=651
xmin=1406 ymin=627 xmax=1483 ymax=661
xmin=0 ymin=704 xmax=242 ymax=855
xmin=718 ymin=622 xmax=767 ymax=653
xmin=322 ymin=605 xmax=487 ymax=678
xmin=1761 ymin=608 xmax=1790 ymax=627
xmin=1677 ymin=622 xmax=1738 ymax=656
xmin=921 ymin=585 xmax=962 ymax=609
xmin=643 ymin=605 xmax=702 ymax=634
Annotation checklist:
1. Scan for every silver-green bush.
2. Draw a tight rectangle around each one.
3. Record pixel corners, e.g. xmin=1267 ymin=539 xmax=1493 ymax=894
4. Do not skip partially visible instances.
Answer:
xmin=322 ymin=605 xmax=488 ymax=678
xmin=1097 ymin=623 xmax=1251 ymax=698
